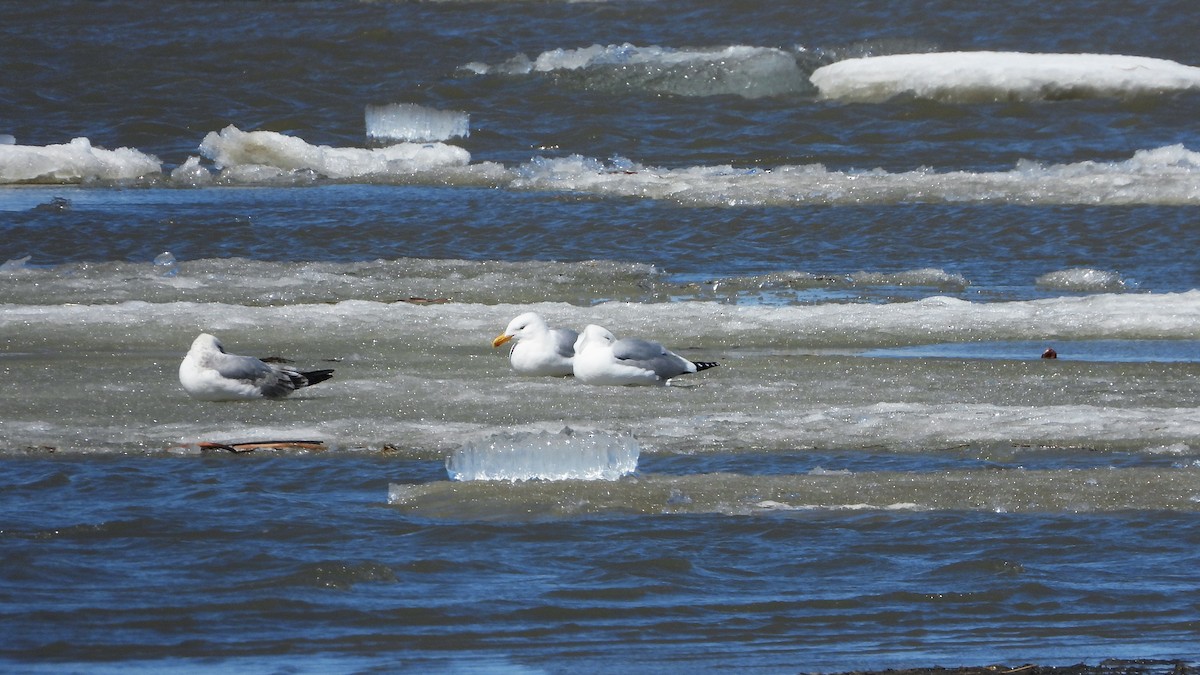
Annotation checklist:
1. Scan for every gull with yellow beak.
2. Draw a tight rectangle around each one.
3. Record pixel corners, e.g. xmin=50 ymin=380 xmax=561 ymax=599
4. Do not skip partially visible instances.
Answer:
xmin=492 ymin=312 xmax=578 ymax=377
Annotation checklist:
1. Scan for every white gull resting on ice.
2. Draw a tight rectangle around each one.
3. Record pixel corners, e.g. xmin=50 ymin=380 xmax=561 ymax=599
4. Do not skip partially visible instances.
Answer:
xmin=572 ymin=324 xmax=719 ymax=386
xmin=492 ymin=312 xmax=578 ymax=377
xmin=179 ymin=333 xmax=335 ymax=401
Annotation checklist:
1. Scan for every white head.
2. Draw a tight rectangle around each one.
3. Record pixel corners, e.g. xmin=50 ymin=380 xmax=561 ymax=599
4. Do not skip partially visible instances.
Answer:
xmin=573 ymin=324 xmax=616 ymax=354
xmin=190 ymin=333 xmax=225 ymax=354
xmin=492 ymin=312 xmax=549 ymax=348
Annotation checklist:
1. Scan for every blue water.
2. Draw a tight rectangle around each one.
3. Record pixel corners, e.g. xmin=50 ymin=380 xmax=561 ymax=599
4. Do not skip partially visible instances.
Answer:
xmin=4 ymin=455 xmax=1199 ymax=673
xmin=6 ymin=186 xmax=1200 ymax=301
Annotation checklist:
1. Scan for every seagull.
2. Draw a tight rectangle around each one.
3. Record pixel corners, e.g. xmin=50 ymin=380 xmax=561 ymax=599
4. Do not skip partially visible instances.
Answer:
xmin=179 ymin=333 xmax=334 ymax=401
xmin=491 ymin=312 xmax=578 ymax=377
xmin=572 ymin=324 xmax=719 ymax=386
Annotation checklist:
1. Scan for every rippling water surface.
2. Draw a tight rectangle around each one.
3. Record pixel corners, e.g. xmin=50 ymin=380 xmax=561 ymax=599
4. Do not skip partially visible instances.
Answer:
xmin=3 ymin=1 xmax=1200 ymax=672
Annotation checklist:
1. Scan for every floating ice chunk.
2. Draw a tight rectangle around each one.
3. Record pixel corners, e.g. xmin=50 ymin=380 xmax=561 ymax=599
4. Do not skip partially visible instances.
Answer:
xmin=755 ymin=500 xmax=802 ymax=511
xmin=1123 ymin=144 xmax=1200 ymax=171
xmin=169 ymin=156 xmax=213 ymax=187
xmin=459 ymin=53 xmax=533 ymax=76
xmin=447 ymin=427 xmax=640 ymax=482
xmin=1146 ymin=443 xmax=1190 ymax=455
xmin=532 ymin=43 xmax=619 ymax=71
xmin=198 ymin=125 xmax=470 ymax=181
xmin=1036 ymin=268 xmax=1125 ymax=292
xmin=153 ymin=251 xmax=178 ymax=277
xmin=850 ymin=268 xmax=969 ymax=289
xmin=1 ymin=255 xmax=32 ymax=272
xmin=808 ymin=467 xmax=853 ymax=476
xmin=0 ymin=134 xmax=15 ymax=145
xmin=0 ymin=137 xmax=161 ymax=184
xmin=365 ymin=103 xmax=469 ymax=143
xmin=33 ymin=196 xmax=71 ymax=212
xmin=469 ymin=43 xmax=810 ymax=98
xmin=507 ymin=143 xmax=1200 ymax=206
xmin=811 ymin=51 xmax=1200 ymax=103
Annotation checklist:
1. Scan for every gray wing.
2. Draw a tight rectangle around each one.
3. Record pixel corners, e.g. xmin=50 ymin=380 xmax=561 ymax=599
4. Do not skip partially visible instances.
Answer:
xmin=612 ymin=338 xmax=692 ymax=378
xmin=213 ymin=353 xmax=295 ymax=396
xmin=552 ymin=328 xmax=579 ymax=359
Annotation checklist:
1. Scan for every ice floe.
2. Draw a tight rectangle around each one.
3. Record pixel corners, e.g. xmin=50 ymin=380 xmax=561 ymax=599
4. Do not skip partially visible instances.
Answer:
xmin=0 ymin=137 xmax=161 ymax=184
xmin=446 ymin=427 xmax=640 ymax=481
xmin=811 ymin=51 xmax=1200 ymax=103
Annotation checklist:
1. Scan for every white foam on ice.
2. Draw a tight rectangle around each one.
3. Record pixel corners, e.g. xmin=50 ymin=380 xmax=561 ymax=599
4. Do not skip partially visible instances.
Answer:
xmin=365 ymin=103 xmax=469 ymax=143
xmin=4 ymin=288 xmax=1200 ymax=349
xmin=507 ymin=144 xmax=1200 ymax=206
xmin=811 ymin=51 xmax=1200 ymax=103
xmin=0 ymin=257 xmax=664 ymax=306
xmin=167 ymin=140 xmax=1200 ymax=205
xmin=446 ymin=427 xmax=640 ymax=481
xmin=2 ymin=133 xmax=1198 ymax=206
xmin=0 ymin=137 xmax=161 ymax=184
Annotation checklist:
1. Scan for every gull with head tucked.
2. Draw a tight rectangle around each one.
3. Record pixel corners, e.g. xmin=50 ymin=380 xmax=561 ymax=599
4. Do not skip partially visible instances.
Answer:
xmin=572 ymin=324 xmax=719 ymax=386
xmin=492 ymin=312 xmax=578 ymax=377
xmin=179 ymin=333 xmax=335 ymax=401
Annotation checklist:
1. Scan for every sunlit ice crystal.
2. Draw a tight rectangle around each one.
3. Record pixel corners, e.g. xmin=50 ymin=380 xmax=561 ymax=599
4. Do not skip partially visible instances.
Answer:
xmin=446 ymin=426 xmax=639 ymax=482
xmin=153 ymin=251 xmax=178 ymax=277
xmin=365 ymin=103 xmax=469 ymax=143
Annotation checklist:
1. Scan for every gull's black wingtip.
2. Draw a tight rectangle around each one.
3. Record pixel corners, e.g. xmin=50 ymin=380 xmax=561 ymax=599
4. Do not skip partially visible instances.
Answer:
xmin=299 ymin=369 xmax=335 ymax=387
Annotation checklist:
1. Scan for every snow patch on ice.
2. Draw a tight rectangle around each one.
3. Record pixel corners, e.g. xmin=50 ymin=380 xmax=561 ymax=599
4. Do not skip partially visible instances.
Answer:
xmin=812 ymin=51 xmax=1200 ymax=103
